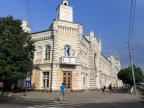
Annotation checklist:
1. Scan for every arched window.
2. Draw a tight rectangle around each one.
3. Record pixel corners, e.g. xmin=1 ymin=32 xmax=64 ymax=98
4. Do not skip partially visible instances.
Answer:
xmin=94 ymin=53 xmax=97 ymax=68
xmin=35 ymin=46 xmax=43 ymax=60
xmin=45 ymin=45 xmax=51 ymax=60
xmin=64 ymin=45 xmax=71 ymax=57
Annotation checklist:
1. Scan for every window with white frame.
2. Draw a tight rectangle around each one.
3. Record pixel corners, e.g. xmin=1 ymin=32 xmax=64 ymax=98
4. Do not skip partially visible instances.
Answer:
xmin=64 ymin=45 xmax=71 ymax=57
xmin=42 ymin=72 xmax=49 ymax=88
xmin=45 ymin=45 xmax=50 ymax=60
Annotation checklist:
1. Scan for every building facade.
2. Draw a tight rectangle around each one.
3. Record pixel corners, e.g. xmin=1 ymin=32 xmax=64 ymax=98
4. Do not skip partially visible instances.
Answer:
xmin=27 ymin=0 xmax=122 ymax=92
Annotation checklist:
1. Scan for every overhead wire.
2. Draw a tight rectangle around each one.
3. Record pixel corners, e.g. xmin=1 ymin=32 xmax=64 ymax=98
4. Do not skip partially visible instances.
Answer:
xmin=102 ymin=34 xmax=143 ymax=49
xmin=27 ymin=0 xmax=33 ymax=26
xmin=103 ymin=42 xmax=127 ymax=48
xmin=24 ymin=0 xmax=33 ymax=27
xmin=103 ymin=0 xmax=139 ymax=50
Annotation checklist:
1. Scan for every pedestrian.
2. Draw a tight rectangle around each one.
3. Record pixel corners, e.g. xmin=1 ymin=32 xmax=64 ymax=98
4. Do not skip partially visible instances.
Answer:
xmin=109 ymin=83 xmax=113 ymax=92
xmin=59 ymin=83 xmax=65 ymax=103
xmin=0 ymin=81 xmax=4 ymax=95
xmin=102 ymin=85 xmax=106 ymax=92
xmin=11 ymin=84 xmax=15 ymax=93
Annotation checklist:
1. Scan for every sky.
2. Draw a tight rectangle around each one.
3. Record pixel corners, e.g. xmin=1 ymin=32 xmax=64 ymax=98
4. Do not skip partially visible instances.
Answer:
xmin=0 ymin=0 xmax=144 ymax=71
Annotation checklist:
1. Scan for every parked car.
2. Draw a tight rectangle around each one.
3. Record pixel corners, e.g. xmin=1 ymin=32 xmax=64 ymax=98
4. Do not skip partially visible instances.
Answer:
xmin=140 ymin=85 xmax=144 ymax=90
xmin=139 ymin=83 xmax=144 ymax=90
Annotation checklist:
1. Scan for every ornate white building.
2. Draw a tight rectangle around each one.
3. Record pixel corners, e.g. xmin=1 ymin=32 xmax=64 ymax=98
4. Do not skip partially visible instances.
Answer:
xmin=28 ymin=0 xmax=122 ymax=92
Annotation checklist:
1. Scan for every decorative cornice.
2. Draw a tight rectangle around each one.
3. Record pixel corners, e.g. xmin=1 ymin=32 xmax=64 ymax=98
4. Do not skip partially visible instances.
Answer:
xmin=30 ymin=30 xmax=54 ymax=41
xmin=30 ymin=29 xmax=52 ymax=35
xmin=32 ymin=36 xmax=53 ymax=41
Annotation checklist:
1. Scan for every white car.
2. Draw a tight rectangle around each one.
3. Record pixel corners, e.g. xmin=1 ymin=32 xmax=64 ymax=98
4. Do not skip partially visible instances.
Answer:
xmin=140 ymin=85 xmax=144 ymax=90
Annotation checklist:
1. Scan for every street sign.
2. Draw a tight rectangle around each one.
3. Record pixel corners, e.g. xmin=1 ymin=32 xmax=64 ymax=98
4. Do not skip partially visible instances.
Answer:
xmin=26 ymin=72 xmax=31 ymax=77
xmin=25 ymin=80 xmax=30 ymax=98
xmin=26 ymin=77 xmax=30 ymax=81
xmin=25 ymin=80 xmax=30 ymax=87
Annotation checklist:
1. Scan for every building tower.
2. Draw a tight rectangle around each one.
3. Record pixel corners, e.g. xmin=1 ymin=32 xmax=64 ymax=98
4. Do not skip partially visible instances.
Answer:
xmin=56 ymin=0 xmax=73 ymax=22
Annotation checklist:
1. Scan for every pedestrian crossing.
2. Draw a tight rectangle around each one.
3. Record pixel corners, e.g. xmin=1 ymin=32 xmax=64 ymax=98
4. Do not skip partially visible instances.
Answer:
xmin=0 ymin=97 xmax=82 ymax=108
xmin=26 ymin=100 xmax=81 ymax=108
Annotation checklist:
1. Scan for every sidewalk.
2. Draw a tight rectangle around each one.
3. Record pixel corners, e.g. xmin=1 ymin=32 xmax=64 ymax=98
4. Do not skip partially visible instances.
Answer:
xmin=8 ymin=90 xmax=142 ymax=103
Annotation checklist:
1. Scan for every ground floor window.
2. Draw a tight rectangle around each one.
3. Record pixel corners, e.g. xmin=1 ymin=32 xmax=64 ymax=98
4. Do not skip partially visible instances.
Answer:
xmin=43 ymin=72 xmax=49 ymax=88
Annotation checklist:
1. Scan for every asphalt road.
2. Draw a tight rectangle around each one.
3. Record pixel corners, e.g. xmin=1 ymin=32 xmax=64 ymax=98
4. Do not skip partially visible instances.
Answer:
xmin=0 ymin=98 xmax=144 ymax=108
xmin=0 ymin=88 xmax=143 ymax=108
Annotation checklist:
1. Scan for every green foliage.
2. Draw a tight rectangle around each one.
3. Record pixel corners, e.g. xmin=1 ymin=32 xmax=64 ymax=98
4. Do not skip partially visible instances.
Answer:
xmin=117 ymin=65 xmax=144 ymax=85
xmin=142 ymin=76 xmax=144 ymax=82
xmin=0 ymin=16 xmax=35 ymax=81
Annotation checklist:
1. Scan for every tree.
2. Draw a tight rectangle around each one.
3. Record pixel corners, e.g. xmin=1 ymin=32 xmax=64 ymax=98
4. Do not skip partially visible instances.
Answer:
xmin=117 ymin=65 xmax=144 ymax=85
xmin=0 ymin=16 xmax=35 ymax=82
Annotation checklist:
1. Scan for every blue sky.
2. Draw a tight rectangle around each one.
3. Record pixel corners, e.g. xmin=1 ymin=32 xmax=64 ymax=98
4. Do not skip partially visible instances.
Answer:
xmin=0 ymin=0 xmax=144 ymax=71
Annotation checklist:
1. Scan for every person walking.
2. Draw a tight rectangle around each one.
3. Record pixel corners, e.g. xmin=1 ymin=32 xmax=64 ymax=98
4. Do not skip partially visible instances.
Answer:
xmin=109 ymin=83 xmax=113 ymax=92
xmin=0 ymin=81 xmax=4 ymax=95
xmin=59 ymin=83 xmax=65 ymax=103
xmin=102 ymin=85 xmax=106 ymax=92
xmin=11 ymin=84 xmax=15 ymax=93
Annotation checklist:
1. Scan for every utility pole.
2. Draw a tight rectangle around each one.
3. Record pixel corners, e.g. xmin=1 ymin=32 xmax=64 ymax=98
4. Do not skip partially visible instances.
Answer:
xmin=127 ymin=0 xmax=137 ymax=95
xmin=128 ymin=39 xmax=137 ymax=95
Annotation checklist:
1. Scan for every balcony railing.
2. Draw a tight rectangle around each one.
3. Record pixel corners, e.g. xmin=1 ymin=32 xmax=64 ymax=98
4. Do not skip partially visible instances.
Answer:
xmin=59 ymin=57 xmax=77 ymax=65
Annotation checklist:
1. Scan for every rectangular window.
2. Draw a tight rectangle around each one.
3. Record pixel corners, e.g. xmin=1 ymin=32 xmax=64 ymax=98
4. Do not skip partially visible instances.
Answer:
xmin=43 ymin=72 xmax=49 ymax=88
xmin=83 ymin=77 xmax=85 ymax=85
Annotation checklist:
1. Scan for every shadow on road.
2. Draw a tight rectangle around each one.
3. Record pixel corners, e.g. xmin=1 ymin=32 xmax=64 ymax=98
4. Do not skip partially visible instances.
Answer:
xmin=0 ymin=96 xmax=144 ymax=108
xmin=0 ymin=88 xmax=143 ymax=108
xmin=139 ymin=88 xmax=144 ymax=100
xmin=74 ymin=101 xmax=144 ymax=108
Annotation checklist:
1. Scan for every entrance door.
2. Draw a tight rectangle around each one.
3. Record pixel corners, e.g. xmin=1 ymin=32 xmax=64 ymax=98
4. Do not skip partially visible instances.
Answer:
xmin=63 ymin=71 xmax=72 ymax=91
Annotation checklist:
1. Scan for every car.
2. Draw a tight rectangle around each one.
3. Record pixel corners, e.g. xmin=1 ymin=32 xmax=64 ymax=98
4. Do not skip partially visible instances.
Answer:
xmin=139 ymin=83 xmax=144 ymax=90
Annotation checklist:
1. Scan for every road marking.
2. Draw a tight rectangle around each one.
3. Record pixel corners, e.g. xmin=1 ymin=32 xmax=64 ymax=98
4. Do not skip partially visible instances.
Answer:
xmin=26 ymin=107 xmax=36 ymax=108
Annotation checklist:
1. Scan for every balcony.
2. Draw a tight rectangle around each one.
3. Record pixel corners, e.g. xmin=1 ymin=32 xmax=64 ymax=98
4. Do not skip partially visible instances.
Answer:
xmin=59 ymin=57 xmax=77 ymax=65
